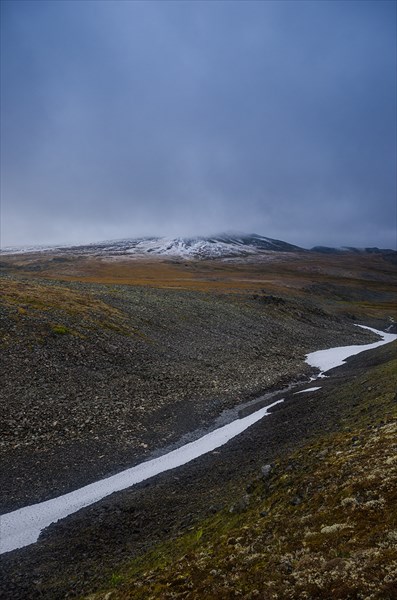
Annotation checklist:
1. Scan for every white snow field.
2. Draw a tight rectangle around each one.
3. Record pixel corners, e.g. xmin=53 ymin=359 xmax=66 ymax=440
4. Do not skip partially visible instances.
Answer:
xmin=305 ymin=325 xmax=396 ymax=375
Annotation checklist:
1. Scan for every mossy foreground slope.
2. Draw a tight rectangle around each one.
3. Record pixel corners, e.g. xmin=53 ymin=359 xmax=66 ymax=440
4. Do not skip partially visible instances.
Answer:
xmin=0 ymin=253 xmax=396 ymax=600
xmin=86 ymin=347 xmax=397 ymax=600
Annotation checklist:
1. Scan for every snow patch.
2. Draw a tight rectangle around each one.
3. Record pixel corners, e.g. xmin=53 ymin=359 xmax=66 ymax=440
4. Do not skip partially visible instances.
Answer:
xmin=2 ymin=325 xmax=395 ymax=555
xmin=1 ymin=234 xmax=301 ymax=259
xmin=294 ymin=387 xmax=322 ymax=394
xmin=305 ymin=326 xmax=397 ymax=374
xmin=0 ymin=399 xmax=283 ymax=554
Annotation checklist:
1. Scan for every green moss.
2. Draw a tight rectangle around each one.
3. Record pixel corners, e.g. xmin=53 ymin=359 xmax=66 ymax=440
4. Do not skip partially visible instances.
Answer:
xmin=83 ymin=353 xmax=397 ymax=600
xmin=109 ymin=573 xmax=124 ymax=587
xmin=51 ymin=324 xmax=70 ymax=335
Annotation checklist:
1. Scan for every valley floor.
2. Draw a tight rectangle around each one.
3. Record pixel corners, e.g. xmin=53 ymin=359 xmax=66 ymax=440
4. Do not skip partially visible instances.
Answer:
xmin=0 ymin=253 xmax=396 ymax=598
xmin=0 ymin=273 xmax=376 ymax=514
xmin=1 ymin=340 xmax=396 ymax=599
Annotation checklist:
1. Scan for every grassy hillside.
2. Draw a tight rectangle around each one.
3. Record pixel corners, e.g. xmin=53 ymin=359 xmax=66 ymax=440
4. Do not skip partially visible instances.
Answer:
xmin=1 ymin=253 xmax=396 ymax=599
xmin=84 ymin=345 xmax=397 ymax=600
xmin=1 ymin=251 xmax=396 ymax=322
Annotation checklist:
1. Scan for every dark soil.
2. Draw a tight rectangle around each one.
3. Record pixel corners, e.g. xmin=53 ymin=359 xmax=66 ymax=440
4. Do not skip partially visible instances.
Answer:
xmin=0 ymin=273 xmax=392 ymax=599
xmin=0 ymin=276 xmax=376 ymax=513
xmin=1 ymin=341 xmax=395 ymax=600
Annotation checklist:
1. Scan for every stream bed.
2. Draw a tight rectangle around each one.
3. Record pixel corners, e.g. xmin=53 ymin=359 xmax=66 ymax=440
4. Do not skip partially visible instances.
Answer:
xmin=1 ymin=325 xmax=395 ymax=555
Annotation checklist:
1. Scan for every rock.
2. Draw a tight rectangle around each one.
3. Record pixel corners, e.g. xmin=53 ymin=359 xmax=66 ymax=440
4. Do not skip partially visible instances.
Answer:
xmin=290 ymin=496 xmax=302 ymax=506
xmin=318 ymin=449 xmax=329 ymax=458
xmin=261 ymin=464 xmax=272 ymax=479
xmin=208 ymin=505 xmax=220 ymax=514
xmin=229 ymin=494 xmax=250 ymax=514
xmin=246 ymin=480 xmax=258 ymax=494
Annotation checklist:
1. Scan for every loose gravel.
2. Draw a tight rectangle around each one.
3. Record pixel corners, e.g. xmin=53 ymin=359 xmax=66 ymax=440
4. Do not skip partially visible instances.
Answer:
xmin=0 ymin=276 xmax=377 ymax=514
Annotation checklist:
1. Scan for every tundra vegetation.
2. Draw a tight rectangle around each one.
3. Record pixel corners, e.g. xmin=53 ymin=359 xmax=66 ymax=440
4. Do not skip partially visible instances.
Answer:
xmin=86 ymin=349 xmax=397 ymax=600
xmin=0 ymin=249 xmax=396 ymax=599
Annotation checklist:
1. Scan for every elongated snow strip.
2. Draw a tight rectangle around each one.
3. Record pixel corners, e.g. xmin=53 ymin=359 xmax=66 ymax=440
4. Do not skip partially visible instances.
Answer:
xmin=0 ymin=399 xmax=284 ymax=554
xmin=305 ymin=325 xmax=396 ymax=374
xmin=294 ymin=386 xmax=322 ymax=394
xmin=2 ymin=326 xmax=395 ymax=555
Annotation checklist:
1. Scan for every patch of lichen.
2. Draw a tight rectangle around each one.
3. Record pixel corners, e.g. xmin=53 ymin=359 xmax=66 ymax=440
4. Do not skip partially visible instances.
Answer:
xmin=84 ymin=354 xmax=397 ymax=600
xmin=0 ymin=277 xmax=134 ymax=338
xmin=1 ymin=278 xmax=120 ymax=318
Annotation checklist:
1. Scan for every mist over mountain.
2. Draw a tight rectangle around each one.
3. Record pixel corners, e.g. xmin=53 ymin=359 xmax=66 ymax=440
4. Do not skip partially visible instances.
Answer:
xmin=2 ymin=233 xmax=395 ymax=260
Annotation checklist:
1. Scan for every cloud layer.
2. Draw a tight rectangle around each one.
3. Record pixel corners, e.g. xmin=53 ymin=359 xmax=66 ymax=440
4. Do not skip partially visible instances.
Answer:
xmin=1 ymin=0 xmax=396 ymax=248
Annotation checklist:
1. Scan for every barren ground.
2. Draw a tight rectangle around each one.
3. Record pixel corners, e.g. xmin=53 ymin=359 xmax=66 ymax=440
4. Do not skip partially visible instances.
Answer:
xmin=0 ymin=250 xmax=396 ymax=598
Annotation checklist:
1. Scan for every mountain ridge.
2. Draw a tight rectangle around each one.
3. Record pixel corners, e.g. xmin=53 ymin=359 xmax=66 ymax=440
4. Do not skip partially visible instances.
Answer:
xmin=1 ymin=233 xmax=394 ymax=260
xmin=0 ymin=233 xmax=303 ymax=259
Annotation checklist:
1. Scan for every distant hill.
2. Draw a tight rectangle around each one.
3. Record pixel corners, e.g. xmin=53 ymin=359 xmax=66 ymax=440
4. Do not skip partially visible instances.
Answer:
xmin=311 ymin=245 xmax=395 ymax=254
xmin=0 ymin=234 xmax=304 ymax=259
xmin=1 ymin=234 xmax=395 ymax=260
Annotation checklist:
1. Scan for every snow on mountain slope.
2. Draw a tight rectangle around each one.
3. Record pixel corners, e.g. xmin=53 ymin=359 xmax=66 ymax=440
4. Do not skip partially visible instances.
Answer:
xmin=0 ymin=234 xmax=304 ymax=259
xmin=3 ymin=235 xmax=394 ymax=260
xmin=128 ymin=234 xmax=301 ymax=258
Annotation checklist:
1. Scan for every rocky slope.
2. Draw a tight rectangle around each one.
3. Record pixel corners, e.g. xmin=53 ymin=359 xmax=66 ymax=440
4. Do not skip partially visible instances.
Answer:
xmin=0 ymin=274 xmax=375 ymax=513
xmin=0 ymin=254 xmax=396 ymax=599
xmin=92 ymin=346 xmax=396 ymax=600
xmin=1 ymin=338 xmax=396 ymax=599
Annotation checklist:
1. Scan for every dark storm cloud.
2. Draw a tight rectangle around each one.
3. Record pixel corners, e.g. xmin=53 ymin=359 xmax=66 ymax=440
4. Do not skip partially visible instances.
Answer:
xmin=1 ymin=0 xmax=396 ymax=248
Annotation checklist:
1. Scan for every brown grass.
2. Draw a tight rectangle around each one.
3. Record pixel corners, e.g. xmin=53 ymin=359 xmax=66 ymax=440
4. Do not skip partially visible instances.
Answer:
xmin=0 ymin=278 xmax=132 ymax=337
xmin=0 ymin=279 xmax=120 ymax=317
xmin=1 ymin=252 xmax=395 ymax=288
xmin=2 ymin=252 xmax=395 ymax=319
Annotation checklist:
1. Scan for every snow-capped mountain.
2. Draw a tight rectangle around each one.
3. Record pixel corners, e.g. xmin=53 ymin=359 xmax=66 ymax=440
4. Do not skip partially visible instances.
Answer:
xmin=3 ymin=235 xmax=394 ymax=260
xmin=124 ymin=234 xmax=303 ymax=258
xmin=1 ymin=234 xmax=304 ymax=259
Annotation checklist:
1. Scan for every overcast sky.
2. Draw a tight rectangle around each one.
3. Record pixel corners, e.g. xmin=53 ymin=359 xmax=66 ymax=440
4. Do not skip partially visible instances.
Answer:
xmin=1 ymin=0 xmax=396 ymax=249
